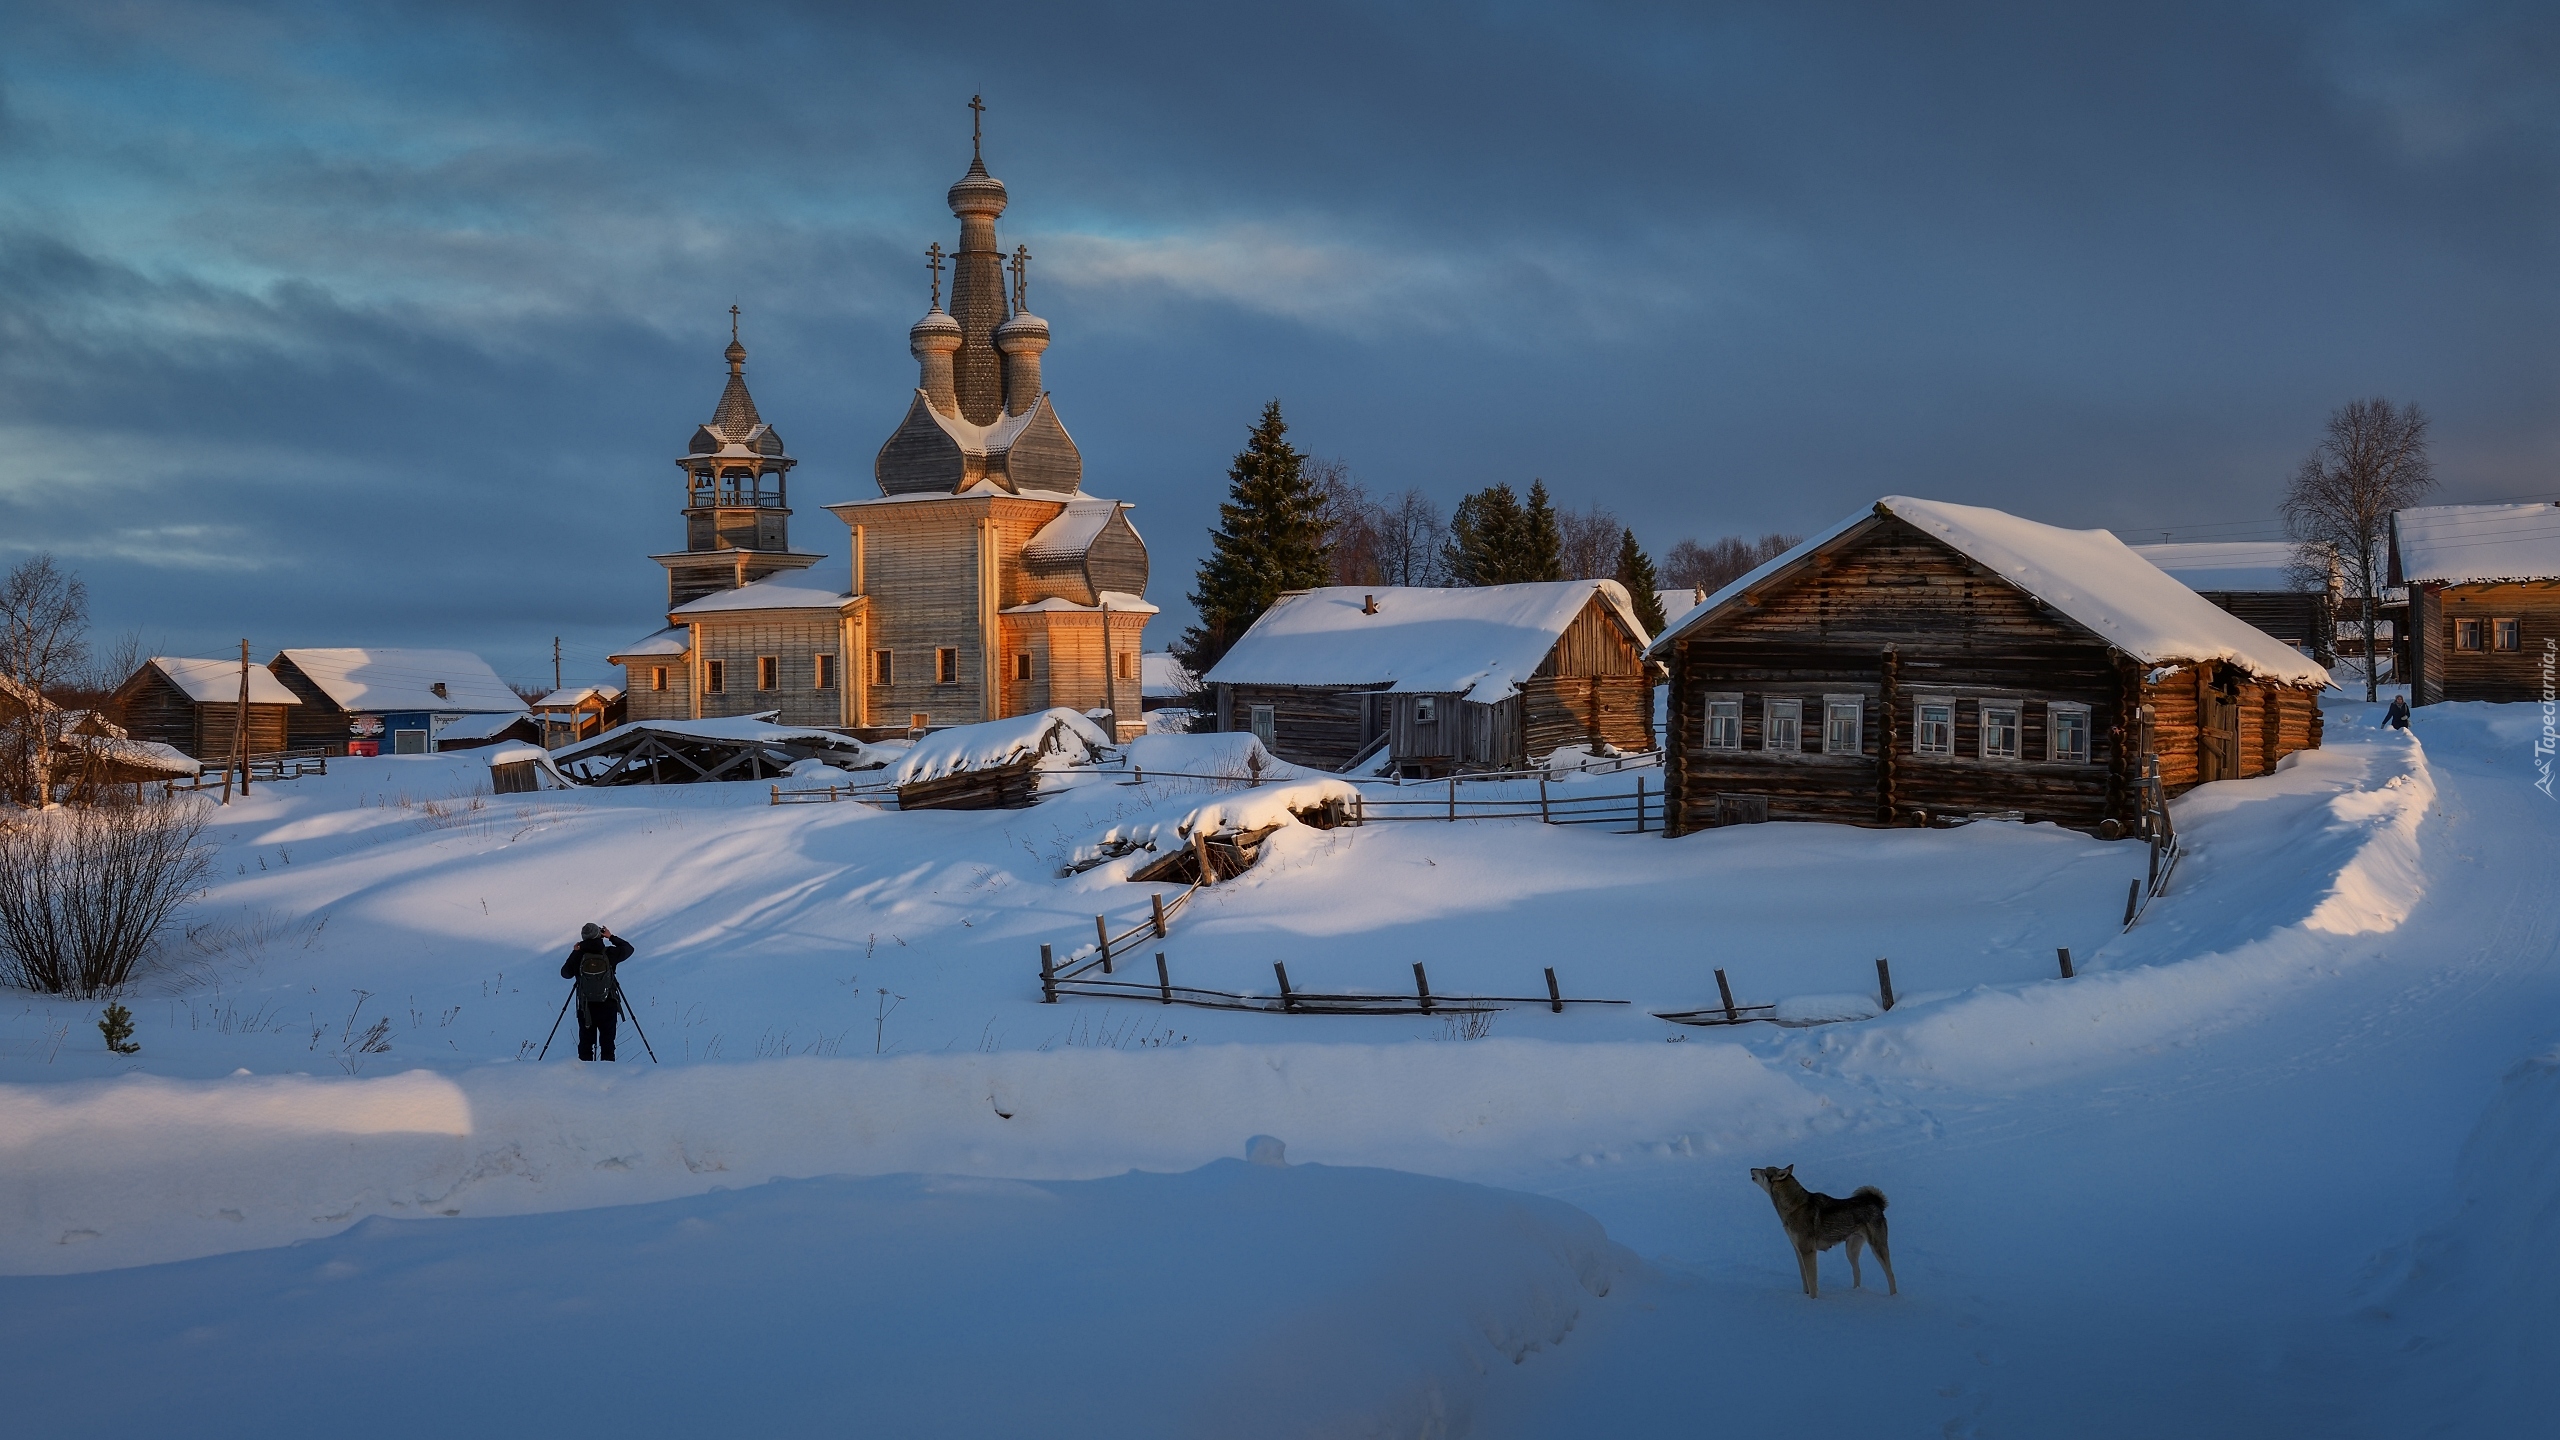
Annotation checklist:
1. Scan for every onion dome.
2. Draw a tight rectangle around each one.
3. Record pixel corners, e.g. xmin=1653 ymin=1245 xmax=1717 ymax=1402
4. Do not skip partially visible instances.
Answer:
xmin=946 ymin=154 xmax=1009 ymax=218
xmin=993 ymin=309 xmax=1049 ymax=353
xmin=909 ymin=307 xmax=963 ymax=354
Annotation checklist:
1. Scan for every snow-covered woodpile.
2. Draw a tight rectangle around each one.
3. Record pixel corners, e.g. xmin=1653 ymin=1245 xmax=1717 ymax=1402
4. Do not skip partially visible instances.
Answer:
xmin=1650 ymin=496 xmax=2332 ymax=838
xmin=889 ymin=708 xmax=1110 ymax=810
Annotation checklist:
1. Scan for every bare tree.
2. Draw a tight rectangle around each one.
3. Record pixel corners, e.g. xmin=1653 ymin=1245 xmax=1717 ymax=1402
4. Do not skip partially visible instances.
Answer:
xmin=2281 ymin=398 xmax=2436 ymax=700
xmin=1662 ymin=532 xmax=1802 ymax=594
xmin=1557 ymin=502 xmax=1625 ymax=581
xmin=0 ymin=556 xmax=91 ymax=807
xmin=1374 ymin=487 xmax=1446 ymax=587
xmin=1307 ymin=458 xmax=1386 ymax=587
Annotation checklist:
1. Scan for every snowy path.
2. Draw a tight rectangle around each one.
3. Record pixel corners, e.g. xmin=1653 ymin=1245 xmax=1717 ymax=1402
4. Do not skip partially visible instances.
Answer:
xmin=0 ymin=702 xmax=2552 ymax=1434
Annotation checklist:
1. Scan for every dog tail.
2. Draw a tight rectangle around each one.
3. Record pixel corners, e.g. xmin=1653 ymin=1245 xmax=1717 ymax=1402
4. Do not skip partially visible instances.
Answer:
xmin=1852 ymin=1185 xmax=1888 ymax=1209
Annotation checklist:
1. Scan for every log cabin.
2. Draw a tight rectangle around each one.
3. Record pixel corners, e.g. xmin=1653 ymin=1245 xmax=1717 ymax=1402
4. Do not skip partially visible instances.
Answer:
xmin=108 ymin=657 xmax=303 ymax=761
xmin=1203 ymin=581 xmax=1654 ymax=776
xmin=2127 ymin=542 xmax=2337 ymax=666
xmin=267 ymin=649 xmax=530 ymax=756
xmin=1649 ymin=497 xmax=2331 ymax=838
xmin=2390 ymin=502 xmax=2560 ymax=705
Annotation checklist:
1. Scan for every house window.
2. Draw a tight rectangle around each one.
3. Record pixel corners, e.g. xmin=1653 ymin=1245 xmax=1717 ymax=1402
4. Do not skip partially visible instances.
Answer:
xmin=1250 ymin=704 xmax=1277 ymax=746
xmin=757 ymin=656 xmax=778 ymax=691
xmin=1705 ymin=699 xmax=1742 ymax=751
xmin=1915 ymin=703 xmax=1954 ymax=756
xmin=703 ymin=659 xmax=725 ymax=695
xmin=872 ymin=650 xmax=893 ymax=685
xmin=1414 ymin=696 xmax=1438 ymax=724
xmin=1980 ymin=704 xmax=2022 ymax=761
xmin=2494 ymin=618 xmax=2521 ymax=651
xmin=2050 ymin=704 xmax=2091 ymax=763
xmin=936 ymin=648 xmax=959 ymax=685
xmin=2455 ymin=618 xmax=2484 ymax=650
xmin=814 ymin=654 xmax=835 ymax=690
xmin=909 ymin=711 xmax=930 ymax=731
xmin=1763 ymin=698 xmax=1801 ymax=752
xmin=1823 ymin=697 xmax=1863 ymax=755
xmin=650 ymin=666 xmax=666 ymax=693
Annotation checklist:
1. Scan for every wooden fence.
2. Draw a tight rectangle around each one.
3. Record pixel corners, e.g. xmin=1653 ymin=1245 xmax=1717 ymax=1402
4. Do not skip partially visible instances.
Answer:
xmin=1350 ymin=773 xmax=1658 ymax=832
xmin=1048 ymin=951 xmax=1627 ymax=1017
xmin=164 ymin=747 xmax=329 ymax=793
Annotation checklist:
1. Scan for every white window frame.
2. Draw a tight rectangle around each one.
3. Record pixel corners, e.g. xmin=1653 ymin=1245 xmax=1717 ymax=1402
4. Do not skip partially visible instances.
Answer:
xmin=1704 ymin=698 xmax=1742 ymax=751
xmin=1414 ymin=696 xmax=1438 ymax=724
xmin=1762 ymin=698 xmax=1801 ymax=753
xmin=1822 ymin=695 xmax=1863 ymax=755
xmin=1250 ymin=704 xmax=1277 ymax=746
xmin=1979 ymin=703 xmax=2022 ymax=761
xmin=2493 ymin=617 xmax=2521 ymax=652
xmin=2048 ymin=702 xmax=2092 ymax=763
xmin=1914 ymin=700 xmax=1955 ymax=757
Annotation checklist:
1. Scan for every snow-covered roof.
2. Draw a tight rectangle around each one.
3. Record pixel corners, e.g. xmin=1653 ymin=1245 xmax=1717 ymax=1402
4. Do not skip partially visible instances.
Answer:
xmin=2392 ymin=503 xmax=2560 ymax=585
xmin=435 ymin=711 xmax=536 ymax=743
xmin=1022 ymin=497 xmax=1125 ymax=563
xmin=534 ymin=685 xmax=624 ymax=710
xmin=1203 ymin=581 xmax=1650 ymax=698
xmin=832 ymin=486 xmax=1087 ymax=510
xmin=2126 ymin=542 xmax=2317 ymax=594
xmin=890 ymin=708 xmax=1111 ymax=786
xmin=74 ymin=734 xmax=200 ymax=776
xmin=670 ymin=567 xmax=852 ymax=615
xmin=1655 ymin=587 xmax=1709 ymax=630
xmin=275 ymin=649 xmax=529 ymax=715
xmin=145 ymin=657 xmax=303 ymax=706
xmin=608 ymin=626 xmax=692 ymax=662
xmin=1141 ymin=652 xmax=1197 ymax=699
xmin=999 ymin=591 xmax=1161 ymax=616
xmin=1649 ymin=497 xmax=2331 ymax=686
xmin=552 ymin=713 xmax=871 ymax=763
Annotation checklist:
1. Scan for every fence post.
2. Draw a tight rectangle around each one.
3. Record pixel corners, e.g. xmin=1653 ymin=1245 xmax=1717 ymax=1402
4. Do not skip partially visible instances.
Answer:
xmin=1413 ymin=961 xmax=1434 ymax=1013
xmin=1876 ymin=957 xmax=1895 ymax=1011
xmin=1448 ymin=776 xmax=1457 ymax=822
xmin=1156 ymin=952 xmax=1172 ymax=1005
xmin=1539 ymin=775 xmax=1551 ymax=824
xmin=1094 ymin=915 xmax=1113 ymax=975
xmin=2123 ymin=877 xmax=2141 ymax=928
xmin=1193 ymin=831 xmax=1217 ymax=885
xmin=1544 ymin=967 xmax=1563 ymax=1014
xmin=1715 ymin=967 xmax=1737 ymax=1022
xmin=1040 ymin=944 xmax=1056 ymax=1004
xmin=2056 ymin=946 xmax=2074 ymax=979
xmin=1134 ymin=765 xmax=1144 ymax=785
xmin=1637 ymin=775 xmax=1648 ymax=832
xmin=1274 ymin=961 xmax=1296 ymax=1014
xmin=1151 ymin=893 xmax=1168 ymax=939
xmin=770 ymin=784 xmax=779 ymax=805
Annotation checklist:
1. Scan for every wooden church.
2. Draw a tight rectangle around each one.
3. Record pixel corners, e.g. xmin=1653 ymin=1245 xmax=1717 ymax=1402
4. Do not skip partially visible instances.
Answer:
xmin=611 ymin=105 xmax=1151 ymax=741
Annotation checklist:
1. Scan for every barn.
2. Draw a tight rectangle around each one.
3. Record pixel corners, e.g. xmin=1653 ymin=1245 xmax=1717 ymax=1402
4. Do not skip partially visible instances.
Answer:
xmin=2127 ymin=541 xmax=2337 ymax=665
xmin=2391 ymin=502 xmax=2560 ymax=705
xmin=1202 ymin=580 xmax=1654 ymax=776
xmin=107 ymin=657 xmax=304 ymax=761
xmin=1649 ymin=497 xmax=2330 ymax=838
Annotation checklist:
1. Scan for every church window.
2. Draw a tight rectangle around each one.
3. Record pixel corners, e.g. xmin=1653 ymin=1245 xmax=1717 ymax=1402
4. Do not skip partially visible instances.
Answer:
xmin=814 ymin=654 xmax=835 ymax=690
xmin=1116 ymin=651 xmax=1133 ymax=681
xmin=936 ymin=648 xmax=959 ymax=685
xmin=1013 ymin=652 xmax=1032 ymax=682
xmin=872 ymin=650 xmax=893 ymax=685
xmin=650 ymin=667 xmax=666 ymax=693
xmin=757 ymin=656 xmax=778 ymax=691
xmin=703 ymin=659 xmax=725 ymax=695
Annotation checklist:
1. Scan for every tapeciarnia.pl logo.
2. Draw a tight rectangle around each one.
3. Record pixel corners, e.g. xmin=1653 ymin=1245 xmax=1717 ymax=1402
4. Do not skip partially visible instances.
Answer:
xmin=2537 ymin=637 xmax=2556 ymax=799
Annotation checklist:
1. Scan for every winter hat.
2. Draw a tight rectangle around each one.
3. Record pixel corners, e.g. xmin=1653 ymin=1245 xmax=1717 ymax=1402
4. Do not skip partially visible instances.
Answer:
xmin=581 ymin=922 xmax=602 ymax=941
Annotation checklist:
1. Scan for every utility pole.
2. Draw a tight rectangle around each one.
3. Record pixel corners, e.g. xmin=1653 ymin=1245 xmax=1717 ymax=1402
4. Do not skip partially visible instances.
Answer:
xmin=553 ymin=636 xmax=562 ymax=692
xmin=221 ymin=638 xmax=249 ymax=803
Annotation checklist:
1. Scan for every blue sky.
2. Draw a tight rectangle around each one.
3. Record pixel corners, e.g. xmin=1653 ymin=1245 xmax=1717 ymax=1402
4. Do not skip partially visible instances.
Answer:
xmin=2 ymin=0 xmax=2553 ymax=687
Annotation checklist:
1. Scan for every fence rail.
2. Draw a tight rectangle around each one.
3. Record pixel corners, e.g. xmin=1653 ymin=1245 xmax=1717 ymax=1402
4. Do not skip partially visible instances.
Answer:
xmin=1047 ymin=955 xmax=1627 ymax=1017
xmin=1352 ymin=775 xmax=1657 ymax=832
xmin=163 ymin=747 xmax=330 ymax=793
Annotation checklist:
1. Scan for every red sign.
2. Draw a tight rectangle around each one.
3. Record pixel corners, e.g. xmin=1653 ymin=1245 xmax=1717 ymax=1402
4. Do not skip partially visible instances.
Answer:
xmin=347 ymin=741 xmax=380 ymax=757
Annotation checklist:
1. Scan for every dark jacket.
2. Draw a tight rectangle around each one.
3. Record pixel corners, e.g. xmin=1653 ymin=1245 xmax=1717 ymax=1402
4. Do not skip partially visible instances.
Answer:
xmin=561 ymin=935 xmax=636 ymax=990
xmin=2385 ymin=695 xmax=2412 ymax=729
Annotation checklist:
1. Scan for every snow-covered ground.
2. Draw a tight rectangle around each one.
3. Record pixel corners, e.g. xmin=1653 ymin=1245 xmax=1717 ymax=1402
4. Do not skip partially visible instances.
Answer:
xmin=1 ymin=697 xmax=2552 ymax=1435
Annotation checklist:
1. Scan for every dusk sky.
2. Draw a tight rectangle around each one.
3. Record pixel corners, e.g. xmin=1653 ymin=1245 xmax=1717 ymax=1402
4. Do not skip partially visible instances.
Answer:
xmin=2 ymin=0 xmax=2554 ymax=687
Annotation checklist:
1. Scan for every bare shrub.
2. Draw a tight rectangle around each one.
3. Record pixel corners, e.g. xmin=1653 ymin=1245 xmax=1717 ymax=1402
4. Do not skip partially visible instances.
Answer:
xmin=0 ymin=794 xmax=214 ymax=995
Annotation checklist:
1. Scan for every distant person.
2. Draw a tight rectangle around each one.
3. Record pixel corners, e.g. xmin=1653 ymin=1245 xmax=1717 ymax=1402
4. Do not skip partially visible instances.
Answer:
xmin=2385 ymin=694 xmax=2411 ymax=731
xmin=560 ymin=923 xmax=635 ymax=1062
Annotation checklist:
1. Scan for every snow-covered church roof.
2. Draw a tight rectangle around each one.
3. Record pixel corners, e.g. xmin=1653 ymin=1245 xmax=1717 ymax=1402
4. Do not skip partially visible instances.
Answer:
xmin=1648 ymin=497 xmax=2331 ymax=686
xmin=2391 ymin=503 xmax=2560 ymax=586
xmin=1204 ymin=581 xmax=1650 ymax=698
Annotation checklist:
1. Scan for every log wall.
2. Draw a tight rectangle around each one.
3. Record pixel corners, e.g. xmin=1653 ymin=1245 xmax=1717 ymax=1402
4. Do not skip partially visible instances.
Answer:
xmin=2413 ymin=581 xmax=2560 ymax=704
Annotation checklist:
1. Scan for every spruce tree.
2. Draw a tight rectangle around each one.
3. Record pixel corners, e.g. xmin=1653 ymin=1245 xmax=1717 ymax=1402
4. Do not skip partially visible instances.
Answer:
xmin=1615 ymin=528 xmax=1668 ymax=636
xmin=1520 ymin=480 xmax=1564 ymax=582
xmin=1444 ymin=484 xmax=1523 ymax=585
xmin=1181 ymin=400 xmax=1331 ymax=672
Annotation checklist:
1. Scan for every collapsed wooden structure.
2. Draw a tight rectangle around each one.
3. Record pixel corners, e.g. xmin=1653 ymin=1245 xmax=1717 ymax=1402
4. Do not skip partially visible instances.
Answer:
xmin=885 ymin=708 xmax=1110 ymax=810
xmin=1650 ymin=497 xmax=2332 ymax=838
xmin=552 ymin=714 xmax=876 ymax=786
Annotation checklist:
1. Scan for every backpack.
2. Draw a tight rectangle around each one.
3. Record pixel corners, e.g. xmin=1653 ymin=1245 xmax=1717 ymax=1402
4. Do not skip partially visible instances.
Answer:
xmin=575 ymin=943 xmax=617 ymax=1003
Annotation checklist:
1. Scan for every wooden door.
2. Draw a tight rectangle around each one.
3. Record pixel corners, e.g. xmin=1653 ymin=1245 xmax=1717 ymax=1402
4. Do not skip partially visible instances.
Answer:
xmin=2199 ymin=687 xmax=2241 ymax=782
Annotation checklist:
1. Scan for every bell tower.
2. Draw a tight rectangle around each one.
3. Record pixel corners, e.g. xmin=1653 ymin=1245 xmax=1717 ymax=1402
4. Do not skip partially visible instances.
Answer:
xmin=652 ymin=311 xmax=824 ymax=608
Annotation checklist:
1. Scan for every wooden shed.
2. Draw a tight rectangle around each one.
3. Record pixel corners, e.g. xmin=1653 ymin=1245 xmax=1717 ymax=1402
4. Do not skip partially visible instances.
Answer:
xmin=2391 ymin=502 xmax=2560 ymax=705
xmin=108 ymin=657 xmax=303 ymax=761
xmin=1650 ymin=497 xmax=2331 ymax=838
xmin=2128 ymin=542 xmax=2337 ymax=666
xmin=1202 ymin=581 xmax=1655 ymax=776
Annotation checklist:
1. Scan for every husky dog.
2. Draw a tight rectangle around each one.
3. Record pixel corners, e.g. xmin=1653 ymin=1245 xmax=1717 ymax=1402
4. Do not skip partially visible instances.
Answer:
xmin=1749 ymin=1164 xmax=1896 ymax=1299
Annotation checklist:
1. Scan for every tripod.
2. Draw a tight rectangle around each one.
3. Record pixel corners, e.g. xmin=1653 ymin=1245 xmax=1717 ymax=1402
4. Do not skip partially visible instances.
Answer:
xmin=537 ymin=984 xmax=659 ymax=1063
